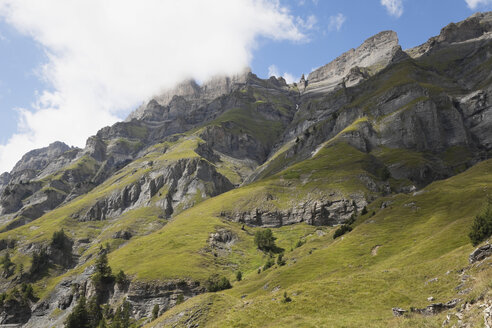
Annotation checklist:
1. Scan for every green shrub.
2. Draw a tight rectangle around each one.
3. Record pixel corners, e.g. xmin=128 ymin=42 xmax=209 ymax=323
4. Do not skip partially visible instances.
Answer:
xmin=111 ymin=299 xmax=131 ymax=328
xmin=295 ymin=239 xmax=305 ymax=248
xmin=254 ymin=229 xmax=277 ymax=252
xmin=345 ymin=214 xmax=356 ymax=225
xmin=236 ymin=271 xmax=242 ymax=281
xmin=152 ymin=304 xmax=159 ymax=320
xmin=20 ymin=283 xmax=35 ymax=301
xmin=115 ymin=270 xmax=127 ymax=285
xmin=263 ymin=257 xmax=275 ymax=270
xmin=282 ymin=291 xmax=292 ymax=303
xmin=333 ymin=225 xmax=353 ymax=239
xmin=469 ymin=200 xmax=492 ymax=246
xmin=65 ymin=296 xmax=89 ymax=328
xmin=176 ymin=293 xmax=184 ymax=305
xmin=277 ymin=254 xmax=286 ymax=266
xmin=94 ymin=253 xmax=113 ymax=282
xmin=205 ymin=274 xmax=232 ymax=292
xmin=51 ymin=229 xmax=71 ymax=250
xmin=1 ymin=252 xmax=15 ymax=277
xmin=361 ymin=206 xmax=368 ymax=215
xmin=29 ymin=248 xmax=49 ymax=277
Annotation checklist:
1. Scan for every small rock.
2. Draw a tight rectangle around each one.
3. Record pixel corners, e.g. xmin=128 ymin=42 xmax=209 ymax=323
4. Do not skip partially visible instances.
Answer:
xmin=428 ymin=296 xmax=435 ymax=302
xmin=426 ymin=277 xmax=438 ymax=284
xmin=392 ymin=307 xmax=407 ymax=316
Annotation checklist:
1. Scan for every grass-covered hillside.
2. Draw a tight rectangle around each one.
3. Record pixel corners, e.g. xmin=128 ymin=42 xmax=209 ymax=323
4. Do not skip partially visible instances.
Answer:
xmin=147 ymin=158 xmax=492 ymax=327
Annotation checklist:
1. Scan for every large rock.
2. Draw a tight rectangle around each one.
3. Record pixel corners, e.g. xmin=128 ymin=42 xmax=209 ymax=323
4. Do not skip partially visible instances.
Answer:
xmin=469 ymin=244 xmax=492 ymax=263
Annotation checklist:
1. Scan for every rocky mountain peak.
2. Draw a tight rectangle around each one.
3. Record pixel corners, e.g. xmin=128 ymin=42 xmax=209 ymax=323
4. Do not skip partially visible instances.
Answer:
xmin=10 ymin=141 xmax=72 ymax=176
xmin=407 ymin=11 xmax=492 ymax=58
xmin=304 ymin=30 xmax=404 ymax=94
xmin=126 ymin=67 xmax=251 ymax=121
xmin=437 ymin=11 xmax=492 ymax=44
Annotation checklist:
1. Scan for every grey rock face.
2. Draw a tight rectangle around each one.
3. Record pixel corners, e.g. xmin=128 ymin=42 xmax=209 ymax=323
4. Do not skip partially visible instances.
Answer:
xmin=222 ymin=196 xmax=366 ymax=228
xmin=407 ymin=12 xmax=492 ymax=58
xmin=305 ymin=31 xmax=405 ymax=94
xmin=0 ymin=298 xmax=32 ymax=325
xmin=10 ymin=141 xmax=72 ymax=177
xmin=469 ymin=244 xmax=492 ymax=263
xmin=410 ymin=299 xmax=460 ymax=316
xmin=80 ymin=157 xmax=234 ymax=222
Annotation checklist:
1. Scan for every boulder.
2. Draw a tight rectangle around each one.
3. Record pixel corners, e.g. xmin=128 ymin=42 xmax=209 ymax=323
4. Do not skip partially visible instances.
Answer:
xmin=469 ymin=244 xmax=492 ymax=264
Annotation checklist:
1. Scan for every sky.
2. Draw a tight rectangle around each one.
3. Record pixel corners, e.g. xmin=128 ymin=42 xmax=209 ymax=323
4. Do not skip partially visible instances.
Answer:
xmin=0 ymin=0 xmax=491 ymax=173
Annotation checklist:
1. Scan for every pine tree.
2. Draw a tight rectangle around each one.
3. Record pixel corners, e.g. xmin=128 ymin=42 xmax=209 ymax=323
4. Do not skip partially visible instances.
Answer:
xmin=65 ymin=296 xmax=89 ymax=328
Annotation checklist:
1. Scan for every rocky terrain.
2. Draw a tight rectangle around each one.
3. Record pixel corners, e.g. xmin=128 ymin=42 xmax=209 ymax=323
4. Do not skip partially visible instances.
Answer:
xmin=0 ymin=12 xmax=490 ymax=328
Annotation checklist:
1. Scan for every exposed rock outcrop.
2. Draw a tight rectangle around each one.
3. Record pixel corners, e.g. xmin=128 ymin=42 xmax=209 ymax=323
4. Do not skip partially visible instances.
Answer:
xmin=305 ymin=31 xmax=407 ymax=94
xmin=80 ymin=157 xmax=234 ymax=221
xmin=469 ymin=244 xmax=492 ymax=263
xmin=222 ymin=196 xmax=367 ymax=228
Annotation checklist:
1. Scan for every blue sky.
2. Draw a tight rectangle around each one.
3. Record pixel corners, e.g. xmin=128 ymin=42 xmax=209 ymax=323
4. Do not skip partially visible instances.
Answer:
xmin=252 ymin=0 xmax=486 ymax=80
xmin=0 ymin=0 xmax=491 ymax=172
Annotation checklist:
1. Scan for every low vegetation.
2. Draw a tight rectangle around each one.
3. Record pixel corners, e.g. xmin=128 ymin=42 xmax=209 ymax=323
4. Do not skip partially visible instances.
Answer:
xmin=469 ymin=198 xmax=492 ymax=246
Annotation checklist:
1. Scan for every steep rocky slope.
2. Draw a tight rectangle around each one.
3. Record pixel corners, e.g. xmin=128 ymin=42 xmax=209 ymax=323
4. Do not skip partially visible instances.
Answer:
xmin=0 ymin=12 xmax=491 ymax=328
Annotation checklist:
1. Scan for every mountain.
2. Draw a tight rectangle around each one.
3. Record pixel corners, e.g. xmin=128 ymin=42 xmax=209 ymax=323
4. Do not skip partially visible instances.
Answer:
xmin=0 ymin=12 xmax=491 ymax=328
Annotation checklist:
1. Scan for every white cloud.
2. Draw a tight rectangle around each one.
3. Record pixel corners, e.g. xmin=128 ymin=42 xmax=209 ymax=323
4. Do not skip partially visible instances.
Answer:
xmin=298 ymin=0 xmax=318 ymax=5
xmin=297 ymin=14 xmax=317 ymax=30
xmin=465 ymin=0 xmax=492 ymax=8
xmin=328 ymin=13 xmax=346 ymax=32
xmin=0 ymin=0 xmax=306 ymax=173
xmin=268 ymin=64 xmax=297 ymax=84
xmin=381 ymin=0 xmax=403 ymax=18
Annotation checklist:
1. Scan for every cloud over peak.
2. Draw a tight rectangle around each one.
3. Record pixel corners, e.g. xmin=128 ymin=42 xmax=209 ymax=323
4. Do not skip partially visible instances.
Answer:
xmin=0 ymin=0 xmax=307 ymax=172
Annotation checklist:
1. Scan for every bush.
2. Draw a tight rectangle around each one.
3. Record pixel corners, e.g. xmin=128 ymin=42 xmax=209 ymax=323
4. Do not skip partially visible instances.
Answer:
xmin=29 ymin=248 xmax=49 ymax=277
xmin=1 ymin=252 xmax=15 ymax=277
xmin=236 ymin=271 xmax=242 ymax=281
xmin=20 ymin=283 xmax=35 ymax=301
xmin=333 ymin=225 xmax=352 ymax=239
xmin=277 ymin=254 xmax=286 ymax=266
xmin=294 ymin=239 xmax=305 ymax=248
xmin=205 ymin=274 xmax=232 ymax=292
xmin=263 ymin=257 xmax=275 ymax=270
xmin=361 ymin=206 xmax=368 ymax=215
xmin=152 ymin=304 xmax=159 ymax=321
xmin=94 ymin=253 xmax=113 ymax=281
xmin=112 ymin=299 xmax=131 ymax=328
xmin=469 ymin=200 xmax=492 ymax=246
xmin=282 ymin=291 xmax=292 ymax=303
xmin=51 ymin=229 xmax=71 ymax=250
xmin=176 ymin=293 xmax=184 ymax=305
xmin=65 ymin=296 xmax=89 ymax=328
xmin=254 ymin=229 xmax=277 ymax=252
xmin=115 ymin=270 xmax=127 ymax=285
xmin=345 ymin=214 xmax=356 ymax=225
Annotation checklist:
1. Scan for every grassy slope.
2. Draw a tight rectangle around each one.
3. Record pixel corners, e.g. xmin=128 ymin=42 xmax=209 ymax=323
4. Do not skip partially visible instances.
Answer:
xmin=107 ymin=141 xmax=387 ymax=281
xmin=147 ymin=159 xmax=492 ymax=327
